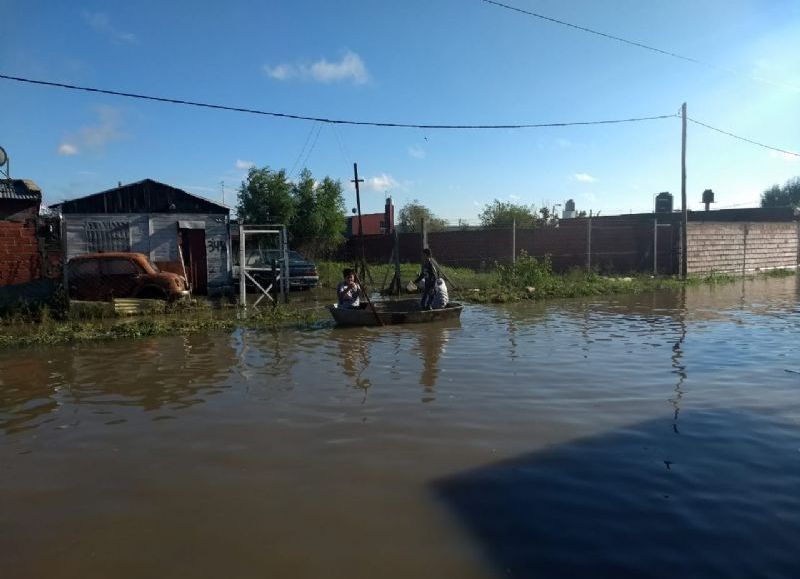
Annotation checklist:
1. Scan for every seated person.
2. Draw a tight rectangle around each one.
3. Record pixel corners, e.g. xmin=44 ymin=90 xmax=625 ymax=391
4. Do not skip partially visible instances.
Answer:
xmin=337 ymin=268 xmax=362 ymax=309
xmin=431 ymin=278 xmax=449 ymax=309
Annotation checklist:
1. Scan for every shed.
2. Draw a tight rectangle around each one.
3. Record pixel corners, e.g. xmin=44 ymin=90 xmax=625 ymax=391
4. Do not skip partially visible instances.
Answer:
xmin=0 ymin=179 xmax=43 ymax=287
xmin=51 ymin=179 xmax=232 ymax=296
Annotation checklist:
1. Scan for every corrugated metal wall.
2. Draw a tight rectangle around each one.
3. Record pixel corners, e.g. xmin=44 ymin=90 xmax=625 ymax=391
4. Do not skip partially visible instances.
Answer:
xmin=64 ymin=213 xmax=231 ymax=295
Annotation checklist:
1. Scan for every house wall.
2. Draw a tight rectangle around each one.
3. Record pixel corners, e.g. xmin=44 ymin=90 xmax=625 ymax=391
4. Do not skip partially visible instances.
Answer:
xmin=0 ymin=218 xmax=40 ymax=286
xmin=64 ymin=213 xmax=232 ymax=295
xmin=687 ymin=221 xmax=799 ymax=275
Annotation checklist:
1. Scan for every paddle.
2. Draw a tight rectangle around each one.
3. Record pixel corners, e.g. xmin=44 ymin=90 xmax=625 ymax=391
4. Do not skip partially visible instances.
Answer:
xmin=353 ymin=271 xmax=384 ymax=326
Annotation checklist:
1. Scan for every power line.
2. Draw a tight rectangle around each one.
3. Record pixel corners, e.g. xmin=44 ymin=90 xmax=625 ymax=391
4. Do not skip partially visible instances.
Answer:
xmin=481 ymin=0 xmax=704 ymax=65
xmin=289 ymin=121 xmax=319 ymax=177
xmin=687 ymin=117 xmax=800 ymax=158
xmin=0 ymin=73 xmax=675 ymax=130
xmin=481 ymin=0 xmax=798 ymax=91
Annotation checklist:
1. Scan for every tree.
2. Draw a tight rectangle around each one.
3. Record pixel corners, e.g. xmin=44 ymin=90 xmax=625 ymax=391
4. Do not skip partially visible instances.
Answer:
xmin=312 ymin=176 xmax=347 ymax=256
xmin=237 ymin=167 xmax=295 ymax=225
xmin=237 ymin=166 xmax=346 ymax=256
xmin=290 ymin=169 xmax=321 ymax=244
xmin=397 ymin=200 xmax=448 ymax=233
xmin=479 ymin=199 xmax=540 ymax=228
xmin=761 ymin=177 xmax=800 ymax=208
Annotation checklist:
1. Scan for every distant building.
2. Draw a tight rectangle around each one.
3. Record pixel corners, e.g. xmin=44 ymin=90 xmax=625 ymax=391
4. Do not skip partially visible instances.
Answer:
xmin=346 ymin=197 xmax=394 ymax=237
xmin=51 ymin=179 xmax=232 ymax=296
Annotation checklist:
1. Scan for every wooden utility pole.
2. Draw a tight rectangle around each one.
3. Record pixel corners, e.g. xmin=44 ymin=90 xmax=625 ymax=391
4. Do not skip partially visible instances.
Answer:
xmin=681 ymin=102 xmax=688 ymax=279
xmin=351 ymin=163 xmax=366 ymax=280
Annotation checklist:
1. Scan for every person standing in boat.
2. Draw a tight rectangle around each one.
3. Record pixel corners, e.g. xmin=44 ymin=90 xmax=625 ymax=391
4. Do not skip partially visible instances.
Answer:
xmin=337 ymin=268 xmax=362 ymax=309
xmin=414 ymin=248 xmax=439 ymax=310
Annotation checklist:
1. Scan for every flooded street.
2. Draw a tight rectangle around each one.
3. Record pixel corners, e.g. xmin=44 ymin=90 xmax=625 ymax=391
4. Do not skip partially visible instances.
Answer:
xmin=2 ymin=276 xmax=800 ymax=578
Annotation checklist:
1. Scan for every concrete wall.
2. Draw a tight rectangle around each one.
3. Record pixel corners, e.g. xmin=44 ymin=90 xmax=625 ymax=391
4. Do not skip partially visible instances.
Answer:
xmin=64 ymin=213 xmax=231 ymax=295
xmin=687 ymin=221 xmax=799 ymax=275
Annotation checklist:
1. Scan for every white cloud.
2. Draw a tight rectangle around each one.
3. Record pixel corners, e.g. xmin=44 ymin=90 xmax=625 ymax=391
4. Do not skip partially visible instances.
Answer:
xmin=58 ymin=143 xmax=79 ymax=156
xmin=574 ymin=173 xmax=597 ymax=183
xmin=508 ymin=194 xmax=520 ymax=201
xmin=408 ymin=145 xmax=426 ymax=159
xmin=361 ymin=173 xmax=398 ymax=192
xmin=59 ymin=105 xmax=127 ymax=156
xmin=235 ymin=159 xmax=255 ymax=170
xmin=264 ymin=50 xmax=369 ymax=84
xmin=82 ymin=11 xmax=137 ymax=44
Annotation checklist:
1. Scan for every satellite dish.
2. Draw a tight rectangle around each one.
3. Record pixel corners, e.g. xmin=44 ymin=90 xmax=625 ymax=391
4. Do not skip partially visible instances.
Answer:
xmin=0 ymin=146 xmax=7 ymax=167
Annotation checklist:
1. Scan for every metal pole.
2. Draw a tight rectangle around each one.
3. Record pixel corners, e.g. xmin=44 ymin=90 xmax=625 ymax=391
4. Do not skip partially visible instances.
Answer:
xmin=653 ymin=218 xmax=658 ymax=275
xmin=586 ymin=210 xmax=592 ymax=273
xmin=393 ymin=225 xmax=401 ymax=295
xmin=681 ymin=102 xmax=688 ymax=279
xmin=281 ymin=225 xmax=289 ymax=303
xmin=61 ymin=214 xmax=69 ymax=309
xmin=239 ymin=222 xmax=246 ymax=309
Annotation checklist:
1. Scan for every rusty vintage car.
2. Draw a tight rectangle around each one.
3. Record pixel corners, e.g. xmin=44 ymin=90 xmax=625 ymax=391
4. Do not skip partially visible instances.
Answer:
xmin=66 ymin=252 xmax=190 ymax=301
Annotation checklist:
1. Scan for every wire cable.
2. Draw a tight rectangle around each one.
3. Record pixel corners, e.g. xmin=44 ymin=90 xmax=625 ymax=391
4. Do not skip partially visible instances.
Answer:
xmin=480 ymin=0 xmax=800 ymax=91
xmin=687 ymin=117 xmax=800 ymax=158
xmin=0 ymin=73 xmax=675 ymax=130
xmin=289 ymin=121 xmax=318 ymax=177
xmin=481 ymin=0 xmax=704 ymax=64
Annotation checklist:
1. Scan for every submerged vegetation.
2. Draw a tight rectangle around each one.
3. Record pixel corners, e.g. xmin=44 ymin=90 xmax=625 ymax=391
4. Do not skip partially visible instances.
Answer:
xmin=0 ymin=258 xmax=795 ymax=349
xmin=0 ymin=299 xmax=321 ymax=349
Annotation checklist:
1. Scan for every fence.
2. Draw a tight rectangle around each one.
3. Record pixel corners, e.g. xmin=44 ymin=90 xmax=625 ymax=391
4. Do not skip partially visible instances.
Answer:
xmin=336 ymin=216 xmax=681 ymax=276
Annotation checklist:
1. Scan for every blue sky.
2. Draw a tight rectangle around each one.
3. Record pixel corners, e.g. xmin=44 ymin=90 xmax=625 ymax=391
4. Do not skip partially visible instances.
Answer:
xmin=2 ymin=0 xmax=799 ymax=221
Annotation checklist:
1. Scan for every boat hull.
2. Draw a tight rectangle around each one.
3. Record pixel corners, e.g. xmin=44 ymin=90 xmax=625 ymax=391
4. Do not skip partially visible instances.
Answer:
xmin=328 ymin=299 xmax=463 ymax=327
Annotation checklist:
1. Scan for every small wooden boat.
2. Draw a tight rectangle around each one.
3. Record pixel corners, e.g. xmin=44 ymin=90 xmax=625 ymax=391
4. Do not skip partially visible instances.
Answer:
xmin=328 ymin=299 xmax=463 ymax=327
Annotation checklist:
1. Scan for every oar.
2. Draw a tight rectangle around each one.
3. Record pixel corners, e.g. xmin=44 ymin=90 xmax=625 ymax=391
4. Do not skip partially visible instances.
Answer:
xmin=353 ymin=271 xmax=384 ymax=326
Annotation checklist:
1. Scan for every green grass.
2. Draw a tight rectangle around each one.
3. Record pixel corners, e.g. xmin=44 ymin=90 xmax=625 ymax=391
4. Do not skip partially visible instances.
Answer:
xmin=1 ymin=261 xmax=794 ymax=349
xmin=319 ymin=256 xmax=797 ymax=305
xmin=0 ymin=300 xmax=323 ymax=349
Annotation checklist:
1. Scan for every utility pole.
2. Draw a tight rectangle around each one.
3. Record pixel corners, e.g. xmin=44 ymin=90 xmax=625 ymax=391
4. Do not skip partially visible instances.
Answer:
xmin=220 ymin=181 xmax=225 ymax=206
xmin=681 ymin=102 xmax=688 ymax=279
xmin=350 ymin=163 xmax=366 ymax=280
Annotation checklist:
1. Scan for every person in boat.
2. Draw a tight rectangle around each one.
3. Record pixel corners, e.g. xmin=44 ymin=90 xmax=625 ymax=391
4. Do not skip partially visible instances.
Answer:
xmin=431 ymin=277 xmax=449 ymax=309
xmin=414 ymin=248 xmax=439 ymax=309
xmin=337 ymin=268 xmax=362 ymax=309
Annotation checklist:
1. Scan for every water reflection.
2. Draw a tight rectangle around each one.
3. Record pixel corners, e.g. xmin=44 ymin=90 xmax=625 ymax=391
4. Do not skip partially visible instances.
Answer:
xmin=333 ymin=328 xmax=372 ymax=396
xmin=669 ymin=287 xmax=687 ymax=434
xmin=0 ymin=333 xmax=238 ymax=434
xmin=416 ymin=321 xmax=458 ymax=402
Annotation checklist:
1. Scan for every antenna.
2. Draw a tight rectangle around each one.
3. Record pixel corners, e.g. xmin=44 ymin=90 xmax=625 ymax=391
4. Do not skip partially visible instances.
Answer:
xmin=0 ymin=146 xmax=9 ymax=180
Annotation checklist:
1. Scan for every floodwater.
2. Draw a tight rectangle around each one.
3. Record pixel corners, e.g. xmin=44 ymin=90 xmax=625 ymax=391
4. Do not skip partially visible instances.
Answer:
xmin=2 ymin=277 xmax=800 ymax=579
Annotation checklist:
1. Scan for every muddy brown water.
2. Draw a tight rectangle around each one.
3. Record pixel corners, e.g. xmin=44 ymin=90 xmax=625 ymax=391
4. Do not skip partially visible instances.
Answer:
xmin=2 ymin=277 xmax=800 ymax=578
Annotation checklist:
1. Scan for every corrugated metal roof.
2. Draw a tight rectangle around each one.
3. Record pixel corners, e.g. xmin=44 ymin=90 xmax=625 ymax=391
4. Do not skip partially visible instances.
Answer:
xmin=0 ymin=179 xmax=42 ymax=201
xmin=49 ymin=178 xmax=227 ymax=214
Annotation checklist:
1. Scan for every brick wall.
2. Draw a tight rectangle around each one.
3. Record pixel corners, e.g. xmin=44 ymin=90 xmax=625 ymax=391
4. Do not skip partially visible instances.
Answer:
xmin=687 ymin=221 xmax=799 ymax=275
xmin=0 ymin=219 xmax=42 ymax=286
xmin=337 ymin=216 xmax=799 ymax=276
xmin=339 ymin=218 xmax=679 ymax=275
